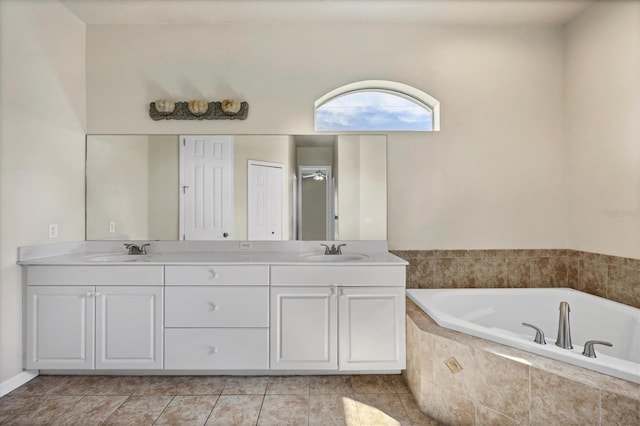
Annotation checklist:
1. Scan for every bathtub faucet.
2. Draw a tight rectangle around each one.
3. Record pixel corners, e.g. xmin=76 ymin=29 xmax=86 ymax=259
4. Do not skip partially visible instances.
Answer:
xmin=555 ymin=301 xmax=573 ymax=350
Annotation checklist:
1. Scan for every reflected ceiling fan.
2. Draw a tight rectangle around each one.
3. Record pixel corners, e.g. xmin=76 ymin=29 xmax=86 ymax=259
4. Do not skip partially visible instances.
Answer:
xmin=302 ymin=170 xmax=327 ymax=181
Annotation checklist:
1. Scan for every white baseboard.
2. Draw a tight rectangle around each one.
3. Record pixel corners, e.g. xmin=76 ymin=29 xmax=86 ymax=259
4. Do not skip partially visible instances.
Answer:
xmin=0 ymin=370 xmax=38 ymax=398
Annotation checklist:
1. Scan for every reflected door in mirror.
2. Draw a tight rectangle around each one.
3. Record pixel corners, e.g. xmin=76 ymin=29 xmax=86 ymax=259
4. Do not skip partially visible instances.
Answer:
xmin=180 ymin=135 xmax=234 ymax=240
xmin=248 ymin=161 xmax=284 ymax=240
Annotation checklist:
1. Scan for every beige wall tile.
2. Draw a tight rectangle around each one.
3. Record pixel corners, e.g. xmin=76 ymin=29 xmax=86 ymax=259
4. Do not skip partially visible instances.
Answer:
xmin=476 ymin=404 xmax=518 ymax=426
xmin=430 ymin=334 xmax=475 ymax=400
xmin=530 ymin=257 xmax=568 ymax=288
xmin=475 ymin=350 xmax=530 ymax=423
xmin=607 ymin=265 xmax=640 ymax=308
xmin=507 ymin=258 xmax=530 ymax=288
xmin=601 ymin=390 xmax=640 ymax=426
xmin=422 ymin=386 xmax=475 ymax=426
xmin=419 ymin=331 xmax=434 ymax=385
xmin=530 ymin=369 xmax=599 ymax=426
xmin=578 ymin=260 xmax=608 ymax=297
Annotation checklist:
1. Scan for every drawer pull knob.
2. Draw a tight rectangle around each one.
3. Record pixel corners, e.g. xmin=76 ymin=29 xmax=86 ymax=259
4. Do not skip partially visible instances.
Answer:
xmin=209 ymin=269 xmax=218 ymax=279
xmin=208 ymin=346 xmax=218 ymax=355
xmin=208 ymin=302 xmax=219 ymax=311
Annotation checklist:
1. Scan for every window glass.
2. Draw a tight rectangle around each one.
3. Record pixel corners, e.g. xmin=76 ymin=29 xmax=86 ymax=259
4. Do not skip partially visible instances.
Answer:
xmin=316 ymin=90 xmax=433 ymax=131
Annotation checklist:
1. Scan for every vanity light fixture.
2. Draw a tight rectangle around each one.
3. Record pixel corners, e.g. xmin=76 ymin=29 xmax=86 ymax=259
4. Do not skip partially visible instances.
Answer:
xmin=149 ymin=99 xmax=249 ymax=120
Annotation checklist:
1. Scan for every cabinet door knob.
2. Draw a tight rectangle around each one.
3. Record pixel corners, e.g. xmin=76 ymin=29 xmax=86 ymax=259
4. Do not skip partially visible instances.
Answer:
xmin=208 ymin=346 xmax=218 ymax=355
xmin=330 ymin=287 xmax=336 ymax=296
xmin=86 ymin=292 xmax=93 ymax=298
xmin=208 ymin=302 xmax=219 ymax=311
xmin=209 ymin=269 xmax=217 ymax=279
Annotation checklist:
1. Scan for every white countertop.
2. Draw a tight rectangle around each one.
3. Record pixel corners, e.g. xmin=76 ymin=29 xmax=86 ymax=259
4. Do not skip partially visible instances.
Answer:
xmin=17 ymin=241 xmax=408 ymax=266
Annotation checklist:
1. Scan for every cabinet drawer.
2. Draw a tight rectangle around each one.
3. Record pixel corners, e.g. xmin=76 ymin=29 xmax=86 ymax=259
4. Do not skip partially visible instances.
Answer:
xmin=25 ymin=265 xmax=163 ymax=286
xmin=270 ymin=266 xmax=405 ymax=286
xmin=165 ymin=286 xmax=268 ymax=327
xmin=164 ymin=328 xmax=269 ymax=370
xmin=165 ymin=265 xmax=268 ymax=286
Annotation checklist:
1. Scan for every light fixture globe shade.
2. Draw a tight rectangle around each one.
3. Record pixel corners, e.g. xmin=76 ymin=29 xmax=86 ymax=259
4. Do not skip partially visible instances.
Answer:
xmin=221 ymin=99 xmax=241 ymax=114
xmin=155 ymin=99 xmax=175 ymax=114
xmin=188 ymin=100 xmax=208 ymax=115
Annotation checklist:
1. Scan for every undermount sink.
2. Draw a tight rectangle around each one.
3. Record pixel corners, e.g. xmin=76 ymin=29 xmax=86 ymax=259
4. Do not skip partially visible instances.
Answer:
xmin=86 ymin=254 xmax=149 ymax=262
xmin=301 ymin=253 xmax=369 ymax=262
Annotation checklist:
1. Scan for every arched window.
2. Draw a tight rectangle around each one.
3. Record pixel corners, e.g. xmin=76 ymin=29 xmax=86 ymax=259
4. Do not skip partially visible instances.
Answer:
xmin=315 ymin=80 xmax=440 ymax=132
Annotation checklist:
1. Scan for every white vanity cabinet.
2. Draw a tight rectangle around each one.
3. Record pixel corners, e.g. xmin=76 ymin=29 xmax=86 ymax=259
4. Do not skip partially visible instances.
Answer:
xmin=270 ymin=265 xmax=406 ymax=371
xmin=163 ymin=265 xmax=270 ymax=370
xmin=25 ymin=266 xmax=164 ymax=370
xmin=26 ymin=286 xmax=95 ymax=369
xmin=270 ymin=286 xmax=338 ymax=369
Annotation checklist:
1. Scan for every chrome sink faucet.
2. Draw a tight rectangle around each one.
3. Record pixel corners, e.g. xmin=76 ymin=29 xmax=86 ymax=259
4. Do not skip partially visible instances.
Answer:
xmin=321 ymin=243 xmax=347 ymax=255
xmin=124 ymin=243 xmax=150 ymax=255
xmin=555 ymin=301 xmax=573 ymax=349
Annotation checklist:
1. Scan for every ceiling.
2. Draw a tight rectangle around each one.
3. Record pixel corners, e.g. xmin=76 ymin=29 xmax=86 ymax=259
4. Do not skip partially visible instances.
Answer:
xmin=60 ymin=0 xmax=593 ymax=26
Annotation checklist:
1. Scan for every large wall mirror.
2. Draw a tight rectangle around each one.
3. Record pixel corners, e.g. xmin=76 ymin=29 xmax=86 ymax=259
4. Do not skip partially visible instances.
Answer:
xmin=86 ymin=134 xmax=387 ymax=241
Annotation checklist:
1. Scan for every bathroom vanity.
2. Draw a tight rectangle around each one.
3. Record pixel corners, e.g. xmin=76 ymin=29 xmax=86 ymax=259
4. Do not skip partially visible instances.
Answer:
xmin=19 ymin=241 xmax=406 ymax=374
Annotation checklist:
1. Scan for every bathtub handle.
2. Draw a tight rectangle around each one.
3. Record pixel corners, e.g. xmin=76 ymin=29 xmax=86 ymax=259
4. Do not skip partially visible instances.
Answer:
xmin=582 ymin=340 xmax=612 ymax=358
xmin=522 ymin=323 xmax=547 ymax=345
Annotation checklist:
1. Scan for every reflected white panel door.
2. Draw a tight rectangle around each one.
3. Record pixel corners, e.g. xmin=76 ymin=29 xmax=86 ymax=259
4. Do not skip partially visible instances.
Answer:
xmin=248 ymin=161 xmax=284 ymax=240
xmin=270 ymin=286 xmax=337 ymax=370
xmin=338 ymin=287 xmax=406 ymax=370
xmin=95 ymin=286 xmax=163 ymax=369
xmin=180 ymin=135 xmax=234 ymax=240
xmin=26 ymin=286 xmax=95 ymax=370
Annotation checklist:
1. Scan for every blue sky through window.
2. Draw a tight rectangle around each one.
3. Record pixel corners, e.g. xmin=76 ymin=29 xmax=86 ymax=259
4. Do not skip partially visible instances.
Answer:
xmin=316 ymin=91 xmax=433 ymax=131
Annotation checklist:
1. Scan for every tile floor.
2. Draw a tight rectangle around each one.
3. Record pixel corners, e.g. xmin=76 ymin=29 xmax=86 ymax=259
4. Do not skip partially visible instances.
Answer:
xmin=0 ymin=374 xmax=439 ymax=425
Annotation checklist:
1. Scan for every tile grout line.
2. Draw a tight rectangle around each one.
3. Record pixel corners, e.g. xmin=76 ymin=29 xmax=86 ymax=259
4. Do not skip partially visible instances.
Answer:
xmin=151 ymin=394 xmax=176 ymax=425
xmin=201 ymin=392 xmax=222 ymax=425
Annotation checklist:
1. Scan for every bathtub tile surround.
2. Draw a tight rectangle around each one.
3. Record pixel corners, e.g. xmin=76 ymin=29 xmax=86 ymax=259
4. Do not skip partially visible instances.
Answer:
xmin=530 ymin=369 xmax=599 ymax=426
xmin=393 ymin=249 xmax=640 ymax=308
xmin=475 ymin=350 xmax=529 ymax=423
xmin=405 ymin=300 xmax=640 ymax=425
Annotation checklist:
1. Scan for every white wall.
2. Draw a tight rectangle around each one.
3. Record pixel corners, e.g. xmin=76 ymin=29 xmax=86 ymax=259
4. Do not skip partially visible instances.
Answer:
xmin=86 ymin=135 xmax=149 ymax=240
xmin=0 ymin=0 xmax=86 ymax=383
xmin=147 ymin=135 xmax=179 ymax=240
xmin=566 ymin=0 xmax=640 ymax=259
xmin=86 ymin=23 xmax=567 ymax=250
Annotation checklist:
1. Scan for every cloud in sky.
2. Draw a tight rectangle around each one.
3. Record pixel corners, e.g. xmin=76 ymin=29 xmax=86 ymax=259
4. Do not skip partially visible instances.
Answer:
xmin=316 ymin=91 xmax=433 ymax=131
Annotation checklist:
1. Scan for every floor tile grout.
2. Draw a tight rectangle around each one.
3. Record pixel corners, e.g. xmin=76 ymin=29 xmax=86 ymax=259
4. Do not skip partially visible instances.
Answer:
xmin=1 ymin=374 xmax=429 ymax=426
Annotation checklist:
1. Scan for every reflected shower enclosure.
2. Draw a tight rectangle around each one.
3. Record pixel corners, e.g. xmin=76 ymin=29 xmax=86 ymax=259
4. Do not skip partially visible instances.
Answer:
xmin=297 ymin=166 xmax=333 ymax=240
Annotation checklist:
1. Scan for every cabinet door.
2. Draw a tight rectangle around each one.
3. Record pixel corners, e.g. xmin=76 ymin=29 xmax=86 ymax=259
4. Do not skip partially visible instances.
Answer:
xmin=26 ymin=286 xmax=95 ymax=370
xmin=270 ymin=286 xmax=337 ymax=370
xmin=338 ymin=287 xmax=406 ymax=371
xmin=95 ymin=286 xmax=163 ymax=369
